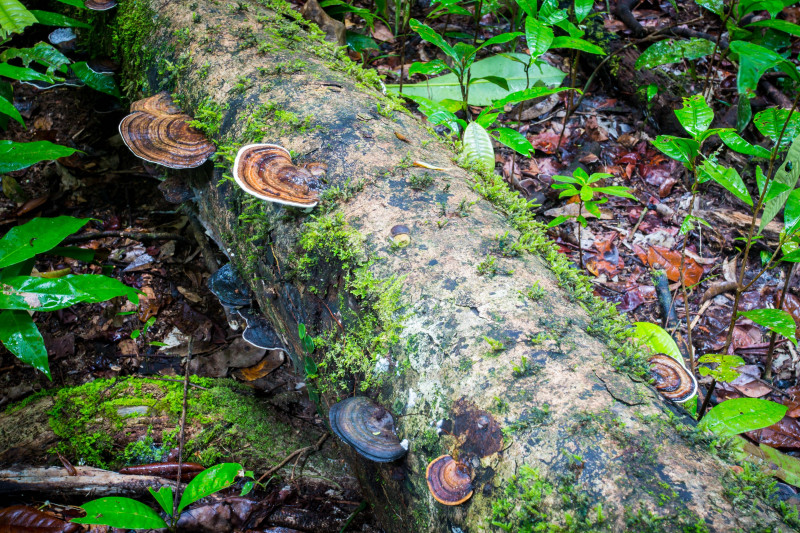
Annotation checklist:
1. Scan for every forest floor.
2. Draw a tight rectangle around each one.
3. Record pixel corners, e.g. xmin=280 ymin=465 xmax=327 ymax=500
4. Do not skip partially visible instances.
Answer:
xmin=2 ymin=0 xmax=800 ymax=531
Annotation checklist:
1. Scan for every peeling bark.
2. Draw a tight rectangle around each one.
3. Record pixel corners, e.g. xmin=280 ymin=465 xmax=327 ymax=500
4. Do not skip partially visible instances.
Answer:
xmin=110 ymin=1 xmax=794 ymax=530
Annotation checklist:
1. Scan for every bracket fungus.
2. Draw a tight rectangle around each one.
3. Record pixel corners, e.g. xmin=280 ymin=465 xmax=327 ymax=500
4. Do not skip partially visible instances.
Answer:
xmin=426 ymin=455 xmax=474 ymax=506
xmin=390 ymin=224 xmax=410 ymax=247
xmin=84 ymin=0 xmax=117 ymax=10
xmin=208 ymin=264 xmax=252 ymax=308
xmin=119 ymin=92 xmax=215 ymax=169
xmin=237 ymin=308 xmax=289 ymax=353
xmin=233 ymin=144 xmax=325 ymax=208
xmin=328 ymin=397 xmax=408 ymax=462
xmin=648 ymin=354 xmax=697 ymax=403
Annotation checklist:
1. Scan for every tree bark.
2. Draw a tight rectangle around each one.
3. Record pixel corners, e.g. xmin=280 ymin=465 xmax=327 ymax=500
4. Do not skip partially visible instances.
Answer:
xmin=110 ymin=0 xmax=793 ymax=530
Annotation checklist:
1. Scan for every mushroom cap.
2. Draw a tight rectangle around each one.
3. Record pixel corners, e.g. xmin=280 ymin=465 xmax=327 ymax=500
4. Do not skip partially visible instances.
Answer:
xmin=426 ymin=455 xmax=473 ymax=505
xmin=390 ymin=224 xmax=410 ymax=236
xmin=119 ymin=111 xmax=215 ymax=169
xmin=130 ymin=92 xmax=182 ymax=116
xmin=208 ymin=263 xmax=252 ymax=308
xmin=233 ymin=144 xmax=322 ymax=208
xmin=85 ymin=0 xmax=117 ymax=10
xmin=238 ymin=309 xmax=288 ymax=352
xmin=648 ymin=354 xmax=697 ymax=403
xmin=328 ymin=397 xmax=407 ymax=462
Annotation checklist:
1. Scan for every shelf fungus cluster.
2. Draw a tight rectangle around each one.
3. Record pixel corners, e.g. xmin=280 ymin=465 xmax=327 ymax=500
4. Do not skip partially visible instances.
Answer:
xmin=648 ymin=353 xmax=697 ymax=403
xmin=119 ymin=92 xmax=216 ymax=169
xmin=233 ymin=144 xmax=325 ymax=208
xmin=207 ymin=264 xmax=288 ymax=353
xmin=328 ymin=397 xmax=408 ymax=462
xmin=426 ymin=455 xmax=474 ymax=506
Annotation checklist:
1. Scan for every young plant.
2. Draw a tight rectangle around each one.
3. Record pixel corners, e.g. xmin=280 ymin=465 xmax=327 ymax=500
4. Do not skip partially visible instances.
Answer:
xmin=546 ymin=168 xmax=636 ymax=268
xmin=0 ymin=216 xmax=140 ymax=378
xmin=72 ymin=463 xmax=253 ymax=530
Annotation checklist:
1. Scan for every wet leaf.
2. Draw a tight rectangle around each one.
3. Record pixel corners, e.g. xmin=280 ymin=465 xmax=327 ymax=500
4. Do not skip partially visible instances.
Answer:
xmin=72 ymin=497 xmax=168 ymax=528
xmin=0 ymin=216 xmax=89 ymax=269
xmin=0 ymin=309 xmax=48 ymax=377
xmin=632 ymin=321 xmax=682 ymax=362
xmin=701 ymin=398 xmax=787 ymax=437
xmin=646 ymin=245 xmax=703 ymax=285
xmin=71 ymin=61 xmax=120 ymax=97
xmin=177 ymin=463 xmax=242 ymax=513
xmin=0 ymin=140 xmax=79 ymax=173
xmin=635 ymin=38 xmax=715 ymax=70
xmin=0 ymin=274 xmax=140 ymax=311
xmin=761 ymin=134 xmax=800 ymax=232
xmin=148 ymin=486 xmax=174 ymax=516
xmin=739 ymin=308 xmax=798 ymax=344
xmin=462 ymin=122 xmax=494 ymax=171
xmin=697 ymin=159 xmax=752 ymax=206
xmin=674 ymin=94 xmax=714 ymax=138
xmin=698 ymin=354 xmax=744 ymax=383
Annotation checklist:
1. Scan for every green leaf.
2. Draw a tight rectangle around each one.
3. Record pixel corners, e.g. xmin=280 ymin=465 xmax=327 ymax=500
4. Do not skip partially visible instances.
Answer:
xmin=753 ymin=107 xmax=800 ymax=146
xmin=730 ymin=41 xmax=800 ymax=96
xmin=550 ymin=36 xmax=604 ymax=55
xmin=739 ymin=308 xmax=798 ymax=344
xmin=737 ymin=96 xmax=752 ymax=132
xmin=632 ymin=322 xmax=683 ymax=362
xmin=0 ymin=274 xmax=140 ymax=311
xmin=758 ymin=444 xmax=800 ymax=489
xmin=148 ymin=487 xmax=174 ymax=516
xmin=525 ymin=17 xmax=553 ymax=58
xmin=48 ymin=246 xmax=95 ymax=262
xmin=579 ymin=185 xmax=593 ymax=202
xmin=697 ymin=354 xmax=744 ymax=383
xmin=403 ymin=94 xmax=462 ymax=135
xmin=408 ymin=59 xmax=448 ymax=77
xmin=0 ymin=140 xmax=79 ymax=173
xmin=539 ymin=0 xmax=567 ymax=24
xmin=635 ymin=38 xmax=716 ymax=70
xmin=0 ymin=216 xmax=90 ymax=269
xmin=574 ymin=0 xmax=593 ymax=22
xmin=651 ymin=136 xmax=700 ymax=167
xmin=546 ymin=215 xmax=570 ymax=228
xmin=592 ymin=186 xmax=638 ymax=200
xmin=470 ymin=76 xmax=508 ymax=91
xmin=701 ymin=398 xmax=787 ymax=437
xmin=697 ymin=159 xmax=752 ymax=206
xmin=177 ymin=463 xmax=242 ymax=514
xmin=475 ymin=32 xmax=524 ymax=54
xmin=492 ymin=126 xmax=532 ymax=156
xmin=30 ymin=10 xmax=91 ymax=28
xmin=739 ymin=0 xmax=783 ymax=18
xmin=53 ymin=0 xmax=86 ymax=8
xmin=491 ymin=86 xmax=572 ymax=108
xmin=0 ymin=310 xmax=49 ymax=378
xmin=0 ymin=43 xmax=70 ymax=76
xmin=72 ymin=497 xmax=169 ymax=529
xmin=675 ymin=94 xmax=714 ymax=137
xmin=747 ymin=18 xmax=800 ymax=38
xmin=346 ymin=31 xmax=380 ymax=53
xmin=785 ymin=189 xmax=800 ymax=236
xmin=0 ymin=62 xmax=54 ymax=83
xmin=71 ymin=62 xmax=120 ymax=97
xmin=462 ymin=122 xmax=495 ymax=171
xmin=475 ymin=110 xmax=500 ymax=128
xmin=409 ymin=19 xmax=456 ymax=60
xmin=388 ymin=54 xmax=566 ymax=106
xmin=718 ymin=129 xmax=771 ymax=158
xmin=0 ymin=95 xmax=23 ymax=126
xmin=0 ymin=0 xmax=36 ymax=39
xmin=694 ymin=0 xmax=723 ymax=15
xmin=760 ymin=134 xmax=800 ymax=231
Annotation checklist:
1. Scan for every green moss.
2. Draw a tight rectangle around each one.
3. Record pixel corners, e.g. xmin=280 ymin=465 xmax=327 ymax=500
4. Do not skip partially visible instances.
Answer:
xmin=113 ymin=0 xmax=160 ymax=97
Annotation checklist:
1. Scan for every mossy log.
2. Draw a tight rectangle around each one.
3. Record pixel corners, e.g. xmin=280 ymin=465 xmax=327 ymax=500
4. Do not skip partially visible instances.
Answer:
xmin=110 ymin=0 xmax=792 ymax=530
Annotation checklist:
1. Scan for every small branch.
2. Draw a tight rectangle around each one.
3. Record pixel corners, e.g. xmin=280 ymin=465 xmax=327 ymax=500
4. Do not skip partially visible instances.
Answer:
xmin=256 ymin=433 xmax=328 ymax=484
xmin=62 ymin=231 xmax=188 ymax=244
xmin=173 ymin=336 xmax=193 ymax=522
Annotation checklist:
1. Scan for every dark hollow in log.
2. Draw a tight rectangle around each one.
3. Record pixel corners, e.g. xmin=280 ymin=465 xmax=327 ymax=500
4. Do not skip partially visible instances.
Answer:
xmin=109 ymin=0 xmax=793 ymax=530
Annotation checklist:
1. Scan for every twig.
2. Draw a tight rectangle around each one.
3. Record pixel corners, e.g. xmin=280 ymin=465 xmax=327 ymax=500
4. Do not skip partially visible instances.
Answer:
xmin=62 ymin=231 xmax=188 ymax=244
xmin=339 ymin=501 xmax=368 ymax=533
xmin=256 ymin=433 xmax=328 ymax=484
xmin=765 ymin=261 xmax=796 ymax=380
xmin=173 ymin=336 xmax=193 ymax=522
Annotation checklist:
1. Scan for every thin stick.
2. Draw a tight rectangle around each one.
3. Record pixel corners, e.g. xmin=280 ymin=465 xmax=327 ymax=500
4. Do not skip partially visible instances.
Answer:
xmin=172 ymin=336 xmax=193 ymax=522
xmin=62 ymin=231 xmax=188 ymax=244
xmin=256 ymin=433 xmax=328 ymax=484
xmin=764 ymin=262 xmax=796 ymax=380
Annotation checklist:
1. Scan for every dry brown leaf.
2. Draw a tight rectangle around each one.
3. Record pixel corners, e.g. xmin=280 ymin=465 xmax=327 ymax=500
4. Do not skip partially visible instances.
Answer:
xmin=236 ymin=351 xmax=285 ymax=381
xmin=646 ymin=245 xmax=703 ymax=285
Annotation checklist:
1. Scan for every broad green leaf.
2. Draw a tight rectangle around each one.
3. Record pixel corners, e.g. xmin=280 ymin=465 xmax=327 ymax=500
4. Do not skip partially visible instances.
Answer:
xmin=491 ymin=86 xmax=571 ymax=108
xmin=148 ymin=486 xmax=174 ymax=516
xmin=539 ymin=0 xmax=567 ymax=24
xmin=403 ymin=94 xmax=463 ymax=134
xmin=30 ymin=10 xmax=91 ymax=28
xmin=694 ymin=0 xmax=723 ymax=15
xmin=0 ymin=95 xmax=23 ymax=126
xmin=0 ymin=43 xmax=70 ymax=75
xmin=71 ymin=62 xmax=120 ymax=97
xmin=675 ymin=94 xmax=714 ymax=137
xmin=718 ymin=129 xmax=771 ymax=158
xmin=48 ymin=246 xmax=95 ymax=262
xmin=409 ymin=19 xmax=456 ymax=60
xmin=388 ymin=53 xmax=566 ymax=106
xmin=0 ymin=140 xmax=79 ymax=173
xmin=574 ymin=0 xmax=593 ymax=22
xmin=554 ymin=19 xmax=584 ymax=38
xmin=346 ymin=31 xmax=380 ymax=53
xmin=592 ymin=186 xmax=637 ymax=200
xmin=760 ymin=134 xmax=800 ymax=231
xmin=550 ymin=36 xmax=604 ymax=55
xmin=786 ymin=189 xmax=800 ymax=236
xmin=408 ymin=59 xmax=447 ymax=77
xmin=730 ymin=41 xmax=800 ymax=96
xmin=462 ymin=122 xmax=494 ymax=171
xmin=697 ymin=159 xmax=752 ymax=206
xmin=739 ymin=0 xmax=783 ymax=18
xmin=737 ymin=96 xmax=752 ymax=132
xmin=739 ymin=308 xmax=798 ymax=344
xmin=72 ymin=497 xmax=169 ymax=529
xmin=475 ymin=32 xmax=524 ymax=54
xmin=177 ymin=463 xmax=242 ymax=513
xmin=651 ymin=136 xmax=700 ymax=168
xmin=525 ymin=17 xmax=553 ymax=58
xmin=697 ymin=354 xmax=744 ymax=383
xmin=475 ymin=110 xmax=500 ymax=128
xmin=471 ymin=76 xmax=508 ymax=91
xmin=546 ymin=214 xmax=570 ymax=228
xmin=53 ymin=0 xmax=86 ymax=8
xmin=0 ymin=274 xmax=140 ymax=311
xmin=758 ymin=444 xmax=800 ymax=488
xmin=754 ymin=108 xmax=800 ymax=146
xmin=579 ymin=185 xmax=593 ymax=202
xmin=748 ymin=19 xmax=800 ymax=38
xmin=0 ymin=63 xmax=54 ymax=83
xmin=492 ymin=127 xmax=532 ymax=156
xmin=0 ymin=216 xmax=90 ymax=269
xmin=701 ymin=398 xmax=787 ymax=437
xmin=0 ymin=310 xmax=49 ymax=378
xmin=635 ymin=38 xmax=716 ymax=70
xmin=0 ymin=0 xmax=36 ymax=39
xmin=632 ymin=322 xmax=683 ymax=362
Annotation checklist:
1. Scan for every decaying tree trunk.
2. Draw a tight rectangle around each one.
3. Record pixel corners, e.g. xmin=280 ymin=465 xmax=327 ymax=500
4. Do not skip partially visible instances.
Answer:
xmin=107 ymin=0 xmax=793 ymax=530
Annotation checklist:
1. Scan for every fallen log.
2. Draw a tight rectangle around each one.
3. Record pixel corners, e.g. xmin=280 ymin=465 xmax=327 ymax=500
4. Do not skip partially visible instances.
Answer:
xmin=0 ymin=466 xmax=179 ymax=498
xmin=107 ymin=0 xmax=794 ymax=530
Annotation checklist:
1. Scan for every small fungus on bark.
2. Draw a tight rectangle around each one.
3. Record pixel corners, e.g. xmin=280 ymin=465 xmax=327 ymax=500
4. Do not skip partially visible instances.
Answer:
xmin=119 ymin=92 xmax=215 ymax=169
xmin=208 ymin=264 xmax=252 ymax=308
xmin=84 ymin=0 xmax=117 ymax=10
xmin=232 ymin=144 xmax=325 ymax=209
xmin=328 ymin=397 xmax=408 ymax=462
xmin=390 ymin=225 xmax=411 ymax=247
xmin=237 ymin=308 xmax=289 ymax=353
xmin=426 ymin=455 xmax=473 ymax=506
xmin=648 ymin=353 xmax=697 ymax=403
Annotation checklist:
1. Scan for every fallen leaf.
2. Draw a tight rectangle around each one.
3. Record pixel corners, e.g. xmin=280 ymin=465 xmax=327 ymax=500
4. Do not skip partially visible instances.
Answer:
xmin=646 ymin=245 xmax=703 ymax=285
xmin=235 ymin=350 xmax=285 ymax=381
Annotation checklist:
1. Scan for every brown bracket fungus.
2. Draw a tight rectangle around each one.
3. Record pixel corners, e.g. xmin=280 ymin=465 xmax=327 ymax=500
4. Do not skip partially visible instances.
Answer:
xmin=84 ymin=0 xmax=117 ymax=10
xmin=233 ymin=144 xmax=325 ymax=209
xmin=426 ymin=455 xmax=474 ymax=506
xmin=648 ymin=353 xmax=697 ymax=403
xmin=119 ymin=92 xmax=216 ymax=169
xmin=328 ymin=397 xmax=408 ymax=462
